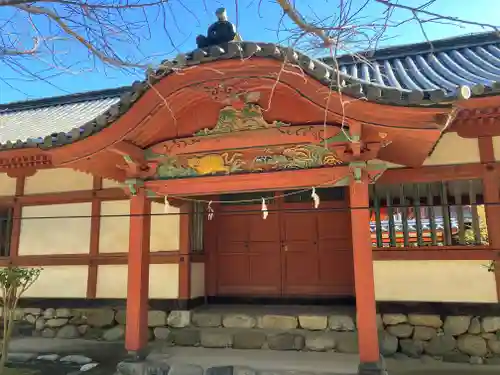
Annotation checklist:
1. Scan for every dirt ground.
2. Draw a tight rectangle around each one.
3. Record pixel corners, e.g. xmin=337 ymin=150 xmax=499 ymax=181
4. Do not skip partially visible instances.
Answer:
xmin=6 ymin=338 xmax=500 ymax=375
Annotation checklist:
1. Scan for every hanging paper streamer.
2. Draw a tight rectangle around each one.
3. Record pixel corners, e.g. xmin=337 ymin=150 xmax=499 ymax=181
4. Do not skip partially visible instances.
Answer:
xmin=311 ymin=187 xmax=320 ymax=208
xmin=261 ymin=198 xmax=268 ymax=220
xmin=164 ymin=195 xmax=171 ymax=213
xmin=207 ymin=201 xmax=214 ymax=221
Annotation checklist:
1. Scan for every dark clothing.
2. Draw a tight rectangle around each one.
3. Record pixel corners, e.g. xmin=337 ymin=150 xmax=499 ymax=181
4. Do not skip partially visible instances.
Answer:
xmin=196 ymin=20 xmax=236 ymax=48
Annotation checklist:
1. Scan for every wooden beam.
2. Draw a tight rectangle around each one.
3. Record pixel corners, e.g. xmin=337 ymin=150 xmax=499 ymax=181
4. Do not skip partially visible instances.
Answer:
xmin=178 ymin=203 xmax=191 ymax=299
xmin=0 ymin=187 xmax=129 ymax=206
xmin=125 ymin=188 xmax=151 ymax=355
xmin=146 ymin=166 xmax=351 ymax=196
xmin=148 ymin=126 xmax=345 ymax=157
xmin=479 ymin=136 xmax=500 ymax=301
xmin=0 ymin=251 xmax=200 ymax=267
xmin=9 ymin=176 xmax=25 ymax=260
xmin=109 ymin=141 xmax=147 ymax=165
xmin=87 ymin=176 xmax=102 ymax=298
xmin=378 ymin=163 xmax=487 ymax=184
xmin=349 ymin=175 xmax=380 ymax=369
xmin=373 ymin=248 xmax=500 ymax=261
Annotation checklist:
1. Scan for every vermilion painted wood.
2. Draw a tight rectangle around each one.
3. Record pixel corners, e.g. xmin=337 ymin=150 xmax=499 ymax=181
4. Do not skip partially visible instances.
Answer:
xmin=349 ymin=176 xmax=380 ymax=364
xmin=378 ymin=163 xmax=489 ymax=184
xmin=87 ymin=176 xmax=102 ymax=298
xmin=147 ymin=166 xmax=351 ymax=197
xmin=478 ymin=136 xmax=500 ymax=301
xmin=373 ymin=248 xmax=500 ymax=261
xmin=0 ymin=58 xmax=450 ymax=182
xmin=213 ymin=194 xmax=354 ymax=297
xmin=0 ymin=187 xmax=129 ymax=206
xmin=9 ymin=176 xmax=25 ymax=259
xmin=125 ymin=188 xmax=151 ymax=353
xmin=178 ymin=203 xmax=191 ymax=299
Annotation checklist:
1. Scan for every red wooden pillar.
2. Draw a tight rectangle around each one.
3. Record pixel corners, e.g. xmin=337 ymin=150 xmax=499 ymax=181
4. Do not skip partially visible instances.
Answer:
xmin=125 ymin=188 xmax=151 ymax=356
xmin=349 ymin=177 xmax=383 ymax=374
xmin=479 ymin=137 xmax=500 ymax=300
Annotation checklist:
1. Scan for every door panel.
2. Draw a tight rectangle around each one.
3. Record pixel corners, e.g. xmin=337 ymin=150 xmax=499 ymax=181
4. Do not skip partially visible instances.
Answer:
xmin=249 ymin=210 xmax=280 ymax=242
xmin=281 ymin=207 xmax=318 ymax=294
xmin=214 ymin=193 xmax=355 ymax=297
xmin=216 ymin=203 xmax=281 ymax=295
xmin=218 ymin=212 xmax=249 ymax=244
xmin=216 ymin=251 xmax=249 ymax=294
xmin=248 ymin=242 xmax=281 ymax=295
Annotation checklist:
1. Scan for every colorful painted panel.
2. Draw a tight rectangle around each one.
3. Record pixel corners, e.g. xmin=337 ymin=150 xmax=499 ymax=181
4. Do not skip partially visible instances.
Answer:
xmin=194 ymin=102 xmax=288 ymax=136
xmin=153 ymin=144 xmax=343 ymax=180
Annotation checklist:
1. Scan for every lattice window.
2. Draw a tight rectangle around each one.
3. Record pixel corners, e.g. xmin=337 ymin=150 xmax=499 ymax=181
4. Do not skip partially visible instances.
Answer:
xmin=0 ymin=207 xmax=13 ymax=257
xmin=190 ymin=202 xmax=205 ymax=253
xmin=370 ymin=179 xmax=487 ymax=248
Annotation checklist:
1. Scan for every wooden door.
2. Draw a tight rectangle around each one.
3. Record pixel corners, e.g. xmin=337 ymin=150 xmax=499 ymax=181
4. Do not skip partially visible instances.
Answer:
xmin=213 ymin=188 xmax=354 ymax=297
xmin=281 ymin=202 xmax=320 ymax=295
xmin=317 ymin=201 xmax=355 ymax=295
xmin=281 ymin=187 xmax=355 ymax=296
xmin=215 ymin=202 xmax=281 ymax=295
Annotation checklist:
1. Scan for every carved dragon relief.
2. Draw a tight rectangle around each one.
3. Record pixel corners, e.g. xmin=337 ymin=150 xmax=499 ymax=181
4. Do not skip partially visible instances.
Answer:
xmin=150 ymin=144 xmax=343 ymax=180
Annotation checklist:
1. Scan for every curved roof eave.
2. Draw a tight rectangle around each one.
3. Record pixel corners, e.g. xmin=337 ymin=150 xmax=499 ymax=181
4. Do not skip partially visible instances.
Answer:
xmin=0 ymin=41 xmax=482 ymax=152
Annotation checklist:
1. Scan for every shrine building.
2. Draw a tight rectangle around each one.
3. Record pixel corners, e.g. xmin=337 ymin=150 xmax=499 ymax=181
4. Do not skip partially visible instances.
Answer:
xmin=1 ymin=31 xmax=500 ymax=373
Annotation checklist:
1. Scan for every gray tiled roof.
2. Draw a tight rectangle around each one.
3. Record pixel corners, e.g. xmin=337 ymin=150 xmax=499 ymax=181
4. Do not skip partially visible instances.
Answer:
xmin=0 ymin=96 xmax=120 ymax=145
xmin=2 ymin=34 xmax=500 ymax=152
xmin=332 ymin=31 xmax=500 ymax=96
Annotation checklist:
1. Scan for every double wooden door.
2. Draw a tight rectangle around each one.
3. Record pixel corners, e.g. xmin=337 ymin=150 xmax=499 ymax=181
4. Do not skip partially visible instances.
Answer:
xmin=213 ymin=191 xmax=355 ymax=297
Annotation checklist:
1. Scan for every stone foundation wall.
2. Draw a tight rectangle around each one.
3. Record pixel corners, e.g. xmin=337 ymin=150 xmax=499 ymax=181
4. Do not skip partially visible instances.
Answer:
xmin=9 ymin=307 xmax=500 ymax=365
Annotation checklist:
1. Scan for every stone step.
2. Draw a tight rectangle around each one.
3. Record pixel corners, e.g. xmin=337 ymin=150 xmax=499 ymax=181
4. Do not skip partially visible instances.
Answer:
xmin=164 ymin=327 xmax=359 ymax=353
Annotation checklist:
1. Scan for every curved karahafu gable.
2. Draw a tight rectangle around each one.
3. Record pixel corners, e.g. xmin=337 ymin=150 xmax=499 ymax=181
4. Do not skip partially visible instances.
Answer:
xmin=0 ymin=40 xmax=480 ymax=152
xmin=3 ymin=33 xmax=500 ymax=181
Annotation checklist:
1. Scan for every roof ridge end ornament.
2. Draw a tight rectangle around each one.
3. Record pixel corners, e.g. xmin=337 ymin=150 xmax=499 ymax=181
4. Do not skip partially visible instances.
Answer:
xmin=457 ymin=85 xmax=472 ymax=101
xmin=196 ymin=8 xmax=241 ymax=49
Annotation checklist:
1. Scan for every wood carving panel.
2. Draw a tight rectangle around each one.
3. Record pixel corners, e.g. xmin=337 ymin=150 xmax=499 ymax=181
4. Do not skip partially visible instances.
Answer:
xmin=150 ymin=144 xmax=343 ymax=180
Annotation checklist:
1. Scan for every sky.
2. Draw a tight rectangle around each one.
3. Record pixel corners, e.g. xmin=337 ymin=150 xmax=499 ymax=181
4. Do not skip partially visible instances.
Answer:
xmin=1 ymin=0 xmax=499 ymax=103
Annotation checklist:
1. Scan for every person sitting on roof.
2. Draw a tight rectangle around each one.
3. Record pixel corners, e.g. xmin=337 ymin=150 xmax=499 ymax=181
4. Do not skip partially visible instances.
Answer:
xmin=196 ymin=8 xmax=242 ymax=49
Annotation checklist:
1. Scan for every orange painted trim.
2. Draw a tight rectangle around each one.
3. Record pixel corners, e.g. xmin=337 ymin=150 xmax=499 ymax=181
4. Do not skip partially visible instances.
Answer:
xmin=479 ymin=137 xmax=495 ymax=164
xmin=178 ymin=204 xmax=191 ymax=299
xmin=149 ymin=126 xmax=345 ymax=157
xmin=125 ymin=188 xmax=151 ymax=353
xmin=373 ymin=248 xmax=500 ymax=261
xmin=349 ymin=176 xmax=380 ymax=363
xmin=147 ymin=166 xmax=350 ymax=196
xmin=9 ymin=176 xmax=25 ymax=259
xmin=87 ymin=176 xmax=102 ymax=298
xmin=478 ymin=136 xmax=500 ymax=301
xmin=0 ymin=251 xmax=200 ymax=267
xmin=0 ymin=187 xmax=129 ymax=206
xmin=378 ymin=163 xmax=488 ymax=184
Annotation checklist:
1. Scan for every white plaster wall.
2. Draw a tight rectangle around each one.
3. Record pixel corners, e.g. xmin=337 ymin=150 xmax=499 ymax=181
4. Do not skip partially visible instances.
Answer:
xmin=190 ymin=263 xmax=205 ymax=298
xmin=19 ymin=203 xmax=91 ymax=255
xmin=24 ymin=168 xmax=93 ymax=194
xmin=96 ymin=264 xmax=128 ymax=298
xmin=96 ymin=263 xmax=179 ymax=299
xmin=150 ymin=201 xmax=180 ymax=252
xmin=424 ymin=133 xmax=480 ymax=166
xmin=150 ymin=264 xmax=179 ymax=299
xmin=0 ymin=174 xmax=16 ymax=196
xmin=373 ymin=260 xmax=498 ymax=303
xmin=99 ymin=200 xmax=130 ymax=253
xmin=24 ymin=266 xmax=88 ymax=298
xmin=492 ymin=136 xmax=500 ymax=161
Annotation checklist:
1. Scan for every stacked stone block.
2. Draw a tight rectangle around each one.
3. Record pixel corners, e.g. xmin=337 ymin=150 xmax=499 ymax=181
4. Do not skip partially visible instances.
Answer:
xmin=10 ymin=307 xmax=500 ymax=365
